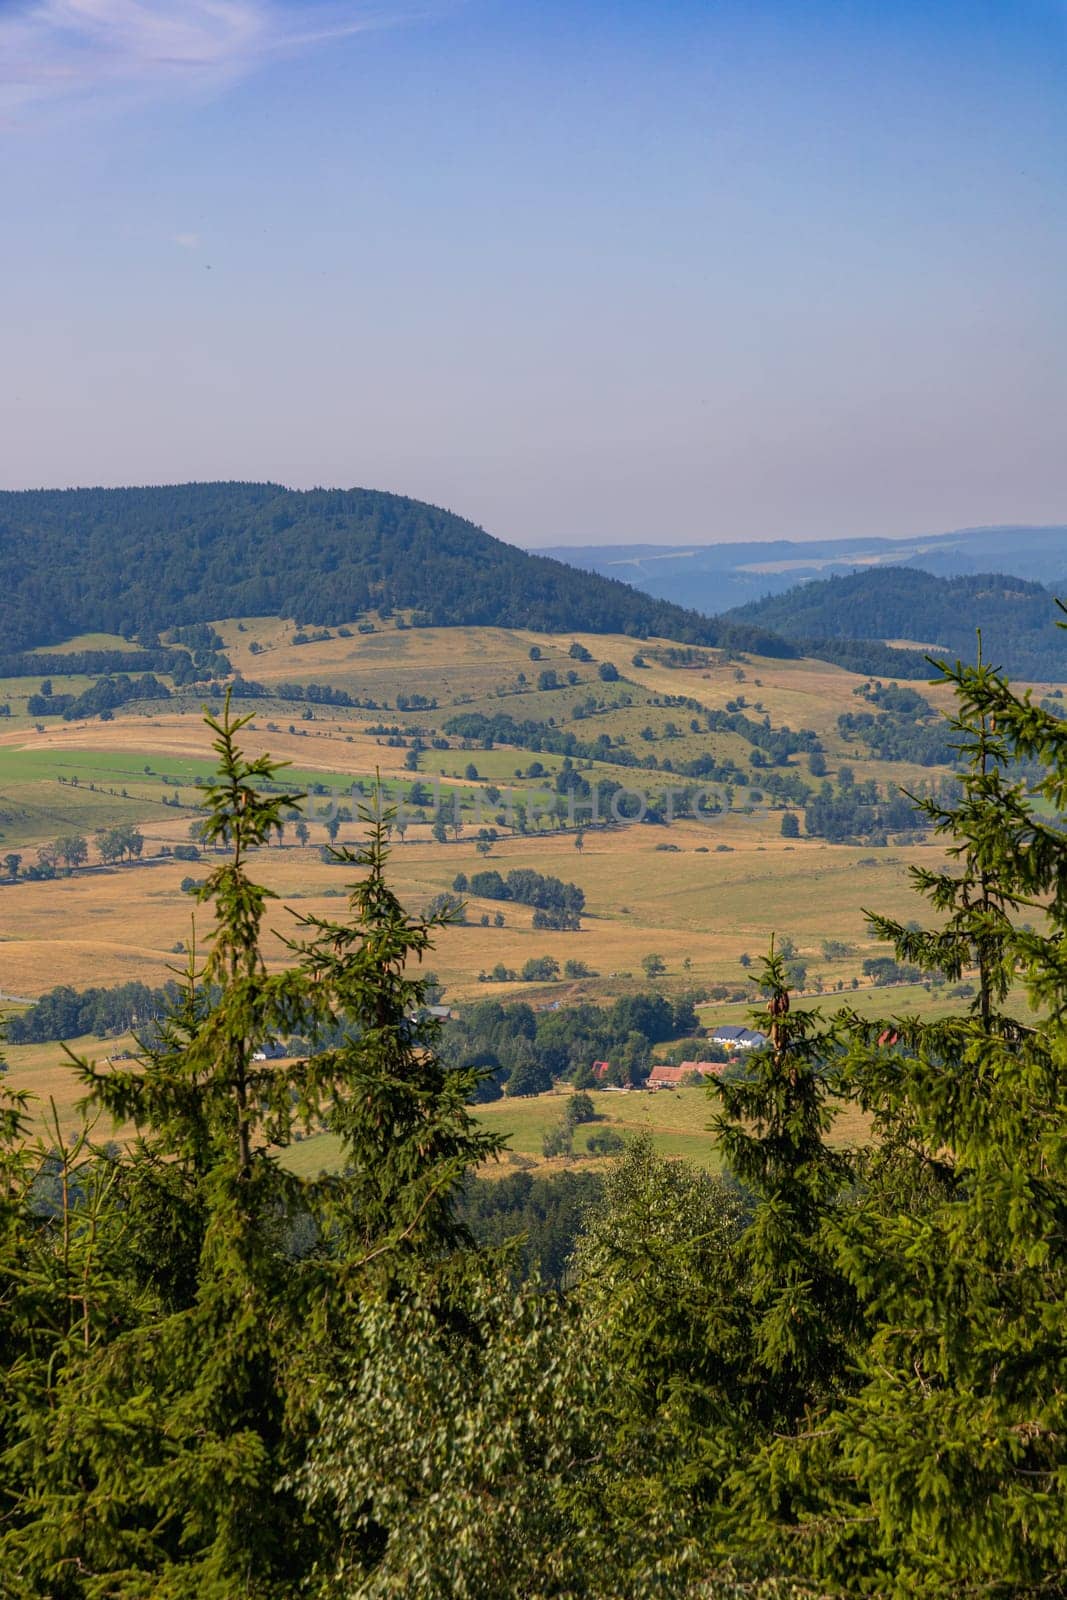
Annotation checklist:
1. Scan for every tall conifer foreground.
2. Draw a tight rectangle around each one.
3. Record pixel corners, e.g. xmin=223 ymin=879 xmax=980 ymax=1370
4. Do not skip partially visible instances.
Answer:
xmin=0 ymin=698 xmax=499 ymax=1599
xmin=3 ymin=641 xmax=1067 ymax=1598
xmin=724 ymin=642 xmax=1067 ymax=1596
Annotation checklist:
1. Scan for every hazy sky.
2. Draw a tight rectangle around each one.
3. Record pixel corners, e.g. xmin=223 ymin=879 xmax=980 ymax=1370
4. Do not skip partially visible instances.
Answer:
xmin=1 ymin=0 xmax=1064 ymax=547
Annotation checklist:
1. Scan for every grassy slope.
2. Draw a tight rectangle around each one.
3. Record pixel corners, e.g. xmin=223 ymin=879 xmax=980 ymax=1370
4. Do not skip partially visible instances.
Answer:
xmin=282 ymin=1083 xmax=875 ymax=1182
xmin=2 ymin=615 xmax=1054 ymax=1135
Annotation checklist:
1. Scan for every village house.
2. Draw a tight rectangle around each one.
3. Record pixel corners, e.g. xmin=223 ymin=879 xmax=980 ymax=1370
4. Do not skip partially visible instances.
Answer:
xmin=680 ymin=1059 xmax=727 ymax=1079
xmin=708 ymin=1024 xmax=768 ymax=1051
xmin=406 ymin=1003 xmax=453 ymax=1024
xmin=252 ymin=1038 xmax=288 ymax=1062
xmin=647 ymin=1060 xmax=726 ymax=1089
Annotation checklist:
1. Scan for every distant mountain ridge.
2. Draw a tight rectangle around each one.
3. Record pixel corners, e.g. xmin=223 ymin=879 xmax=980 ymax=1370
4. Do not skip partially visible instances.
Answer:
xmin=722 ymin=567 xmax=1067 ymax=680
xmin=0 ymin=482 xmax=795 ymax=657
xmin=539 ymin=525 xmax=1067 ymax=614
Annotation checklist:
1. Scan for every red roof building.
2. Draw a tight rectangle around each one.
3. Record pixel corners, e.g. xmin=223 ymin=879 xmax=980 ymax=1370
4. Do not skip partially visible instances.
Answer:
xmin=647 ymin=1061 xmax=726 ymax=1089
xmin=647 ymin=1064 xmax=688 ymax=1089
xmin=680 ymin=1060 xmax=726 ymax=1079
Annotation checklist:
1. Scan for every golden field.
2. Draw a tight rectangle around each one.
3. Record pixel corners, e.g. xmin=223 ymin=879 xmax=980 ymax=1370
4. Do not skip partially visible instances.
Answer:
xmin=2 ymin=616 xmax=1049 ymax=1140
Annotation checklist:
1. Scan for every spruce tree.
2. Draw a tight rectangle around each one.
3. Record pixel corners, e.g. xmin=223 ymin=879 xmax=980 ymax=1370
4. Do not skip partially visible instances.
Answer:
xmin=0 ymin=1067 xmax=34 ymax=1555
xmin=747 ymin=640 xmax=1067 ymax=1594
xmin=0 ymin=698 xmax=497 ymax=1598
xmin=712 ymin=947 xmax=856 ymax=1423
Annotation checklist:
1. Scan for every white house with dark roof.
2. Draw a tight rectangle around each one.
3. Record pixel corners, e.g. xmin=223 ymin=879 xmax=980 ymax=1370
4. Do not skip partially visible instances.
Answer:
xmin=708 ymin=1025 xmax=768 ymax=1051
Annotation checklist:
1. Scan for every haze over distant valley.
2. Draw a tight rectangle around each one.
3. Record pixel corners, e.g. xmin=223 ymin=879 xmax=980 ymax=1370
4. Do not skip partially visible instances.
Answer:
xmin=540 ymin=525 xmax=1067 ymax=615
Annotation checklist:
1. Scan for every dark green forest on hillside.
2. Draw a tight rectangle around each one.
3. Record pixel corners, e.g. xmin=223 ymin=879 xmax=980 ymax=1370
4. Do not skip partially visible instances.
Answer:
xmin=0 ymin=483 xmax=938 ymax=678
xmin=0 ymin=483 xmax=791 ymax=656
xmin=725 ymin=566 xmax=1067 ymax=678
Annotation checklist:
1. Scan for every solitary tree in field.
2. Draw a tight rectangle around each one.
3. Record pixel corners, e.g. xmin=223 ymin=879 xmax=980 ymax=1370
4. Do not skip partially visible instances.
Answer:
xmin=294 ymin=818 xmax=310 ymax=847
xmin=2 ymin=853 xmax=20 ymax=882
xmin=641 ymin=953 xmax=666 ymax=981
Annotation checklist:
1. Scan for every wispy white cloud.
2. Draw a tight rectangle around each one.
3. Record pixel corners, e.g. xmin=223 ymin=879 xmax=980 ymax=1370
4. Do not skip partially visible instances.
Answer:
xmin=0 ymin=0 xmax=419 ymax=124
xmin=173 ymin=230 xmax=200 ymax=248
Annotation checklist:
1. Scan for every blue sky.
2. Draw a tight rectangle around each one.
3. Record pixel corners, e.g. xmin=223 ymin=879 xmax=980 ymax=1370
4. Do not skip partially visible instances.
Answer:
xmin=1 ymin=0 xmax=1064 ymax=546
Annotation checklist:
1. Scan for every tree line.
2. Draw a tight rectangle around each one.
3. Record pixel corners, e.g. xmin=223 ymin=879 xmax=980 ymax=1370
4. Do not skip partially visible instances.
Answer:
xmin=445 ymin=707 xmax=653 ymax=766
xmin=444 ymin=706 xmax=803 ymax=791
xmin=219 ymin=676 xmax=387 ymax=710
xmin=451 ymin=867 xmax=586 ymax=930
xmin=27 ymin=673 xmax=173 ymax=721
xmin=5 ymin=979 xmax=184 ymax=1045
xmin=0 ymin=644 xmax=230 ymax=681
xmin=3 ymin=665 xmax=1067 ymax=1596
xmin=3 ymin=825 xmax=152 ymax=883
xmin=705 ymin=704 xmax=823 ymax=764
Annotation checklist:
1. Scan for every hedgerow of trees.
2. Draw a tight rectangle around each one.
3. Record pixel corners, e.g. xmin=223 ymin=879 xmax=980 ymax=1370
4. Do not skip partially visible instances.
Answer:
xmin=452 ymin=867 xmax=585 ymax=929
xmin=6 ymin=980 xmax=184 ymax=1045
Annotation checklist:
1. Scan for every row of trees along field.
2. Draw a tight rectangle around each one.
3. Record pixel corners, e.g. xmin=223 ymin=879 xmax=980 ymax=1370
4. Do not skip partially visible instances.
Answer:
xmin=4 ymin=980 xmax=185 ymax=1045
xmin=3 ymin=826 xmax=151 ymax=882
xmin=3 ymin=657 xmax=1067 ymax=1597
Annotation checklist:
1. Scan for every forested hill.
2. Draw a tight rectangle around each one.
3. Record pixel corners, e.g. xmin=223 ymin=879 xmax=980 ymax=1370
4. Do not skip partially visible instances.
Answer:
xmin=724 ymin=567 xmax=1067 ymax=679
xmin=0 ymin=482 xmax=792 ymax=656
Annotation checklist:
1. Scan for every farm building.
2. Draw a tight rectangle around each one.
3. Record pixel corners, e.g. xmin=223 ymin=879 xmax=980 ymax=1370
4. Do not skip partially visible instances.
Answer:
xmin=647 ymin=1061 xmax=724 ymax=1089
xmin=406 ymin=1003 xmax=453 ymax=1024
xmin=708 ymin=1025 xmax=768 ymax=1051
xmin=647 ymin=1065 xmax=688 ymax=1089
xmin=252 ymin=1039 xmax=288 ymax=1062
xmin=679 ymin=1059 xmax=726 ymax=1079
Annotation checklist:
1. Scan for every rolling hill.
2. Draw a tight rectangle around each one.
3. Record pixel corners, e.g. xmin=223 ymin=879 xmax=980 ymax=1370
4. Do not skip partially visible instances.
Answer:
xmin=540 ymin=525 xmax=1067 ymax=614
xmin=721 ymin=567 xmax=1067 ymax=679
xmin=0 ymin=482 xmax=795 ymax=658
